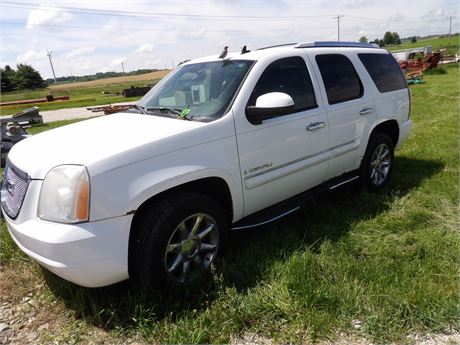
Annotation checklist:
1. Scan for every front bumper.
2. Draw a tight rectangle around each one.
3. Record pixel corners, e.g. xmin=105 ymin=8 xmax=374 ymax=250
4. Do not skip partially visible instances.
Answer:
xmin=2 ymin=180 xmax=132 ymax=288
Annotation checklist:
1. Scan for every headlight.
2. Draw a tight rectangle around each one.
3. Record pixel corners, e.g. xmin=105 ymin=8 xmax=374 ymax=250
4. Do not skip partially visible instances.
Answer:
xmin=38 ymin=165 xmax=90 ymax=223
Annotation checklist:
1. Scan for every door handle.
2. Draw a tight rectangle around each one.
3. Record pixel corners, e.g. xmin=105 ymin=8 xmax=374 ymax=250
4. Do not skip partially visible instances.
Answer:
xmin=359 ymin=107 xmax=374 ymax=116
xmin=306 ymin=122 xmax=326 ymax=131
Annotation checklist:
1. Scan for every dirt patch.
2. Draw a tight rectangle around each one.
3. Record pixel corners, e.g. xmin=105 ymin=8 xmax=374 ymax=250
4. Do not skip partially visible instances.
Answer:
xmin=0 ymin=263 xmax=131 ymax=344
xmin=231 ymin=332 xmax=460 ymax=345
xmin=48 ymin=70 xmax=170 ymax=91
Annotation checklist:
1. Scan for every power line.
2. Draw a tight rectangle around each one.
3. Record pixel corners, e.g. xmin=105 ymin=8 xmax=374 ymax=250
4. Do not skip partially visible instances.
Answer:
xmin=1 ymin=1 xmax=335 ymax=21
xmin=0 ymin=20 xmax=318 ymax=33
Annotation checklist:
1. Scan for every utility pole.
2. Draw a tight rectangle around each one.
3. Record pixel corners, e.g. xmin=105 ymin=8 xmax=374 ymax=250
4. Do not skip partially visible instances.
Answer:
xmin=46 ymin=48 xmax=57 ymax=83
xmin=448 ymin=16 xmax=453 ymax=47
xmin=334 ymin=15 xmax=344 ymax=42
xmin=121 ymin=61 xmax=125 ymax=73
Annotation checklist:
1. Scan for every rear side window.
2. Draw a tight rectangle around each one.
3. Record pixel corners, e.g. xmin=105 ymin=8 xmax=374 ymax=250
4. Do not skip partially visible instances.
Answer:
xmin=248 ymin=56 xmax=317 ymax=113
xmin=315 ymin=54 xmax=363 ymax=105
xmin=358 ymin=53 xmax=407 ymax=93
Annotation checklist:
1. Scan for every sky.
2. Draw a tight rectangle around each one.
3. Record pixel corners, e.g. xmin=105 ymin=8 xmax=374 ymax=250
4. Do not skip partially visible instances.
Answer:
xmin=0 ymin=0 xmax=458 ymax=79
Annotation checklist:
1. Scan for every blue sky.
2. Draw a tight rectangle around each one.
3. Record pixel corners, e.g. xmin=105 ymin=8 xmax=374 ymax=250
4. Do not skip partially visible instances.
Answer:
xmin=0 ymin=0 xmax=458 ymax=78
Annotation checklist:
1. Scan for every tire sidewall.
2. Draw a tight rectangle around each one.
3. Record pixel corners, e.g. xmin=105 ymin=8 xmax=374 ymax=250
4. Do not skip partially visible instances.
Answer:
xmin=134 ymin=192 xmax=228 ymax=289
xmin=361 ymin=133 xmax=395 ymax=191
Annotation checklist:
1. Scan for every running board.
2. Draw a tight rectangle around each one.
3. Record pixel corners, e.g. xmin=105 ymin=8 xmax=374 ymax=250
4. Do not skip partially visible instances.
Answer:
xmin=231 ymin=171 xmax=360 ymax=230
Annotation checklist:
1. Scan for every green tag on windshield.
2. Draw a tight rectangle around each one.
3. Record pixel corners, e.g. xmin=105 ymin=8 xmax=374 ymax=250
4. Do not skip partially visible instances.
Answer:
xmin=180 ymin=107 xmax=190 ymax=118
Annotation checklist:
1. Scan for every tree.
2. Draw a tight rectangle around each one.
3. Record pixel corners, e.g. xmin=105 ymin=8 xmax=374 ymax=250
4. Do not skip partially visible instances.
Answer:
xmin=359 ymin=36 xmax=368 ymax=43
xmin=1 ymin=65 xmax=16 ymax=92
xmin=392 ymin=32 xmax=401 ymax=45
xmin=383 ymin=31 xmax=395 ymax=45
xmin=411 ymin=36 xmax=417 ymax=44
xmin=14 ymin=64 xmax=46 ymax=89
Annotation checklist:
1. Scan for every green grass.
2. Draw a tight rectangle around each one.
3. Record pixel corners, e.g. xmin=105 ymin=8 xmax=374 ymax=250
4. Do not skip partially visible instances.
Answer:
xmin=0 ymin=64 xmax=459 ymax=344
xmin=387 ymin=35 xmax=460 ymax=53
xmin=0 ymin=80 xmax=158 ymax=116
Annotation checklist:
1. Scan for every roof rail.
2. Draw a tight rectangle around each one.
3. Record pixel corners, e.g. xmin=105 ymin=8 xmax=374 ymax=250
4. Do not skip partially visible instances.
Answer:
xmin=295 ymin=41 xmax=379 ymax=49
xmin=256 ymin=43 xmax=297 ymax=50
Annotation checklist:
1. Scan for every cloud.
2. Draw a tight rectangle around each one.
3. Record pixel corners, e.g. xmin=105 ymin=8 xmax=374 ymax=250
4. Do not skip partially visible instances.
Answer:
xmin=101 ymin=18 xmax=121 ymax=32
xmin=344 ymin=0 xmax=374 ymax=9
xmin=111 ymin=57 xmax=125 ymax=66
xmin=65 ymin=47 xmax=96 ymax=58
xmin=422 ymin=7 xmax=457 ymax=19
xmin=16 ymin=49 xmax=48 ymax=63
xmin=388 ymin=13 xmax=406 ymax=22
xmin=137 ymin=44 xmax=155 ymax=53
xmin=3 ymin=0 xmax=457 ymax=78
xmin=26 ymin=4 xmax=73 ymax=29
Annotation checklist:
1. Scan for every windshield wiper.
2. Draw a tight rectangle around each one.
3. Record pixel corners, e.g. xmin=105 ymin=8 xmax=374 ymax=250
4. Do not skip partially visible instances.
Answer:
xmin=131 ymin=104 xmax=148 ymax=114
xmin=146 ymin=106 xmax=192 ymax=120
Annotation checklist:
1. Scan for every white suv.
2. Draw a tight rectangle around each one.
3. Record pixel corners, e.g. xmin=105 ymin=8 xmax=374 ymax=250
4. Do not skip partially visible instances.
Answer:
xmin=1 ymin=42 xmax=412 ymax=288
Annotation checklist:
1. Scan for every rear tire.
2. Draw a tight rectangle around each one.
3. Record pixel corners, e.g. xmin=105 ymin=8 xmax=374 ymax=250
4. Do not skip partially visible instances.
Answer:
xmin=360 ymin=132 xmax=394 ymax=191
xmin=131 ymin=192 xmax=228 ymax=290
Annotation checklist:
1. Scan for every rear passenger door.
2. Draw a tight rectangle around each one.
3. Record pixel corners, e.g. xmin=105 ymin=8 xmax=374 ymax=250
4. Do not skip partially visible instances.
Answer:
xmin=310 ymin=53 xmax=371 ymax=179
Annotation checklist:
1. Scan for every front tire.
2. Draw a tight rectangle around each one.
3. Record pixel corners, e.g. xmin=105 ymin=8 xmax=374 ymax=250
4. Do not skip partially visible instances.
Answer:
xmin=360 ymin=132 xmax=394 ymax=191
xmin=132 ymin=192 xmax=228 ymax=289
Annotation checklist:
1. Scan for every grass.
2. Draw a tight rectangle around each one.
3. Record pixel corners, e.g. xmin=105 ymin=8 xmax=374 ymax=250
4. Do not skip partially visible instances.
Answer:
xmin=387 ymin=35 xmax=460 ymax=53
xmin=0 ymin=63 xmax=459 ymax=344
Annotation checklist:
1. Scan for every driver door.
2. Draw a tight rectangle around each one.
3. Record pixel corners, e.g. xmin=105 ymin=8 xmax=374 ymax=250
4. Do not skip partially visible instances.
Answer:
xmin=234 ymin=55 xmax=330 ymax=216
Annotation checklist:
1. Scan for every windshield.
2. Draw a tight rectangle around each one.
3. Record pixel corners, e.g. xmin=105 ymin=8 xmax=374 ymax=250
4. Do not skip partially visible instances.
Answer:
xmin=137 ymin=60 xmax=254 ymax=121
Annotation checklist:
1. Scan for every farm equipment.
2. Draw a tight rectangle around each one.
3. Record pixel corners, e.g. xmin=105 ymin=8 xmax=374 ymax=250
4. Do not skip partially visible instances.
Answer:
xmin=399 ymin=51 xmax=442 ymax=74
xmin=87 ymin=104 xmax=135 ymax=114
xmin=0 ymin=107 xmax=43 ymax=167
xmin=122 ymin=86 xmax=151 ymax=97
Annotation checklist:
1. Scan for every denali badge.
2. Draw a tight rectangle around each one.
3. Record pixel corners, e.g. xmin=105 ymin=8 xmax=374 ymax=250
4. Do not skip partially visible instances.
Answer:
xmin=244 ymin=162 xmax=273 ymax=175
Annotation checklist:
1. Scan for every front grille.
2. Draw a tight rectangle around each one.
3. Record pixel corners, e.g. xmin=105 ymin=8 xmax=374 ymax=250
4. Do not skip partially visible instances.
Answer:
xmin=1 ymin=163 xmax=30 ymax=219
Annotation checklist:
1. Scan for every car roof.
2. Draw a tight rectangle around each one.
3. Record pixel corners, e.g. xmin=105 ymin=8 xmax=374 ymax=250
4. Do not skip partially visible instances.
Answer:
xmin=185 ymin=42 xmax=387 ymax=65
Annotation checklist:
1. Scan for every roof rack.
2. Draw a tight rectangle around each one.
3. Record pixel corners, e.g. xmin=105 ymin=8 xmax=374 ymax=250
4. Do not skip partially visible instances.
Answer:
xmin=295 ymin=41 xmax=379 ymax=49
xmin=256 ymin=43 xmax=297 ymax=50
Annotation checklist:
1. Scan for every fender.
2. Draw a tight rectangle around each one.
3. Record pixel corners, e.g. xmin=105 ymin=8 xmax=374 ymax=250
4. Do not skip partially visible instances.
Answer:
xmin=88 ymin=138 xmax=244 ymax=222
xmin=126 ymin=166 xmax=242 ymax=221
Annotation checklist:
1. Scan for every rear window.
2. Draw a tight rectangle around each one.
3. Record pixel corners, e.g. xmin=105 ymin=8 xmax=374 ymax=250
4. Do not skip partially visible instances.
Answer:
xmin=358 ymin=53 xmax=407 ymax=93
xmin=315 ymin=54 xmax=363 ymax=105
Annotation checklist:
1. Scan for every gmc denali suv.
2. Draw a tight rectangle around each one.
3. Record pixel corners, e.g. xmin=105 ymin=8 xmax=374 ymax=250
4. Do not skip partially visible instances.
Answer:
xmin=1 ymin=42 xmax=412 ymax=288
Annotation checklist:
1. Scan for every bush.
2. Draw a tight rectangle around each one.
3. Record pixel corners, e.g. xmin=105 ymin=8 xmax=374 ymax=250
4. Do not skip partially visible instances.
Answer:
xmin=424 ymin=67 xmax=448 ymax=75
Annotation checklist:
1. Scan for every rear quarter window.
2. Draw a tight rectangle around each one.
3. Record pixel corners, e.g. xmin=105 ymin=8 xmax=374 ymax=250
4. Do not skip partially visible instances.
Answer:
xmin=358 ymin=53 xmax=407 ymax=93
xmin=315 ymin=54 xmax=363 ymax=105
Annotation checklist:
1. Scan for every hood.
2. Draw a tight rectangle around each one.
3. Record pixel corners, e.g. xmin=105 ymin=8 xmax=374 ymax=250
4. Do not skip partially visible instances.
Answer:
xmin=8 ymin=112 xmax=205 ymax=179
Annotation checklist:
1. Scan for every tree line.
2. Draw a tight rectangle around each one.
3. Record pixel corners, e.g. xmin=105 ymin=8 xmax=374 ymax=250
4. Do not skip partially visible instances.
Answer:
xmin=359 ymin=31 xmax=418 ymax=47
xmin=47 ymin=69 xmax=160 ymax=84
xmin=1 ymin=64 xmax=46 ymax=92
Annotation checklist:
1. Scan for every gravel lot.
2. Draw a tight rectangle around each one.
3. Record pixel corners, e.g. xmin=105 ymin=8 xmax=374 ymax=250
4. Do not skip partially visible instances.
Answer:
xmin=0 ymin=101 xmax=137 ymax=124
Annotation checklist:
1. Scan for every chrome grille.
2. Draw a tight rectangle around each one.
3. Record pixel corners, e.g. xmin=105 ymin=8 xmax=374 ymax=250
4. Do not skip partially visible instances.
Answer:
xmin=1 ymin=163 xmax=30 ymax=219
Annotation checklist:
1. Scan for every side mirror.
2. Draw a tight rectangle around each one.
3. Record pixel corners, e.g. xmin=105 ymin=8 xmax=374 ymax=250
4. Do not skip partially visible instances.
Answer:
xmin=246 ymin=92 xmax=295 ymax=125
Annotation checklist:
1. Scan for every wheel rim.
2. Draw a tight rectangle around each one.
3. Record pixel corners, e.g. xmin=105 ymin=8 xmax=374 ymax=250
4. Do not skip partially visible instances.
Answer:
xmin=370 ymin=143 xmax=391 ymax=186
xmin=164 ymin=213 xmax=219 ymax=284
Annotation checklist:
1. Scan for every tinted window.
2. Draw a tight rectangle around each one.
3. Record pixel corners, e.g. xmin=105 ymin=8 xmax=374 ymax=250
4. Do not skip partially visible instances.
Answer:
xmin=315 ymin=54 xmax=363 ymax=105
xmin=358 ymin=53 xmax=407 ymax=93
xmin=248 ymin=56 xmax=317 ymax=113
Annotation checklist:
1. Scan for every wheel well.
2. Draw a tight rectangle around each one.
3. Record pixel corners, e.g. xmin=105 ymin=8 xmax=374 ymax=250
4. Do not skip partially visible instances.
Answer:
xmin=128 ymin=177 xmax=233 ymax=276
xmin=371 ymin=120 xmax=399 ymax=147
